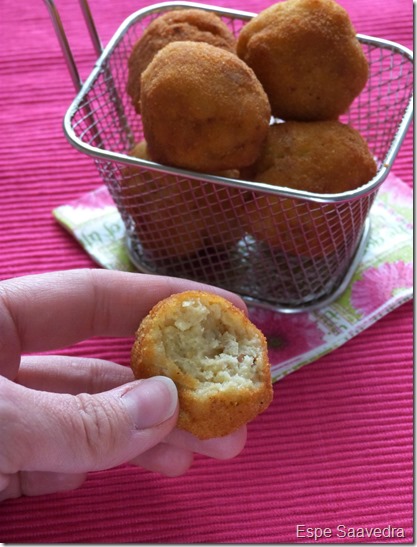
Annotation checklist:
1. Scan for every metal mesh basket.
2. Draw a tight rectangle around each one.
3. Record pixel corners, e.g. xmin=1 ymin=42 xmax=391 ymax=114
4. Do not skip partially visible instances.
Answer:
xmin=47 ymin=0 xmax=413 ymax=312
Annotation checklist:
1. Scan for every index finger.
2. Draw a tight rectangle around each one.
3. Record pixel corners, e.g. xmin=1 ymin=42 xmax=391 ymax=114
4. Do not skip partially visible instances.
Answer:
xmin=0 ymin=268 xmax=247 ymax=379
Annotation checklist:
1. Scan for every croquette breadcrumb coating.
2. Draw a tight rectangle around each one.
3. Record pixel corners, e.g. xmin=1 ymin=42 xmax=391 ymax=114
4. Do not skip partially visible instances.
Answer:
xmin=242 ymin=121 xmax=377 ymax=258
xmin=127 ymin=9 xmax=236 ymax=113
xmin=140 ymin=41 xmax=271 ymax=172
xmin=237 ymin=0 xmax=369 ymax=121
xmin=131 ymin=291 xmax=273 ymax=439
xmin=251 ymin=120 xmax=377 ymax=194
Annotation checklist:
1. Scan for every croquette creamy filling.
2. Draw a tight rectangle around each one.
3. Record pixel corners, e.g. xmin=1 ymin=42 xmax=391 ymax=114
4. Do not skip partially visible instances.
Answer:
xmin=160 ymin=299 xmax=261 ymax=388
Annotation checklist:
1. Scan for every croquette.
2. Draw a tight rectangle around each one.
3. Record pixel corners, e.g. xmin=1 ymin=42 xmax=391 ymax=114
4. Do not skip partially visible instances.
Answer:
xmin=237 ymin=0 xmax=369 ymax=121
xmin=131 ymin=290 xmax=273 ymax=439
xmin=127 ymin=8 xmax=236 ymax=113
xmin=243 ymin=121 xmax=377 ymax=257
xmin=140 ymin=41 xmax=271 ymax=172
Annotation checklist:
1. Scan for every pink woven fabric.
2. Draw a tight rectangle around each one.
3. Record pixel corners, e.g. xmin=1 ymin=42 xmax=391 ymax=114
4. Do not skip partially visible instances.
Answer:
xmin=0 ymin=0 xmax=413 ymax=543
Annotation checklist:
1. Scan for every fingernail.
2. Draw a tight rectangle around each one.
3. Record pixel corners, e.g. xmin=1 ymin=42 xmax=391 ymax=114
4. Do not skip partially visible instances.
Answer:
xmin=120 ymin=377 xmax=178 ymax=430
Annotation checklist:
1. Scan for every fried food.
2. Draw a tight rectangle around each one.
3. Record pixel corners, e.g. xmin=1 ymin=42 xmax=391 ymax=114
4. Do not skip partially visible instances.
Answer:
xmin=131 ymin=290 xmax=273 ymax=439
xmin=251 ymin=121 xmax=377 ymax=193
xmin=237 ymin=0 xmax=369 ymax=121
xmin=120 ymin=141 xmax=245 ymax=259
xmin=127 ymin=9 xmax=236 ymax=114
xmin=140 ymin=41 xmax=271 ymax=172
xmin=243 ymin=121 xmax=377 ymax=257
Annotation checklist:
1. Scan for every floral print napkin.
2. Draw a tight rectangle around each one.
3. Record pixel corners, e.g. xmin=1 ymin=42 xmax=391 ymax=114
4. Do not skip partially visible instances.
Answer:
xmin=53 ymin=172 xmax=413 ymax=382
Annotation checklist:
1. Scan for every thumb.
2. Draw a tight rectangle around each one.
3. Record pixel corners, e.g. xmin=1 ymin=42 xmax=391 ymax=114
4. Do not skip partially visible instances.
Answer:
xmin=0 ymin=376 xmax=178 ymax=474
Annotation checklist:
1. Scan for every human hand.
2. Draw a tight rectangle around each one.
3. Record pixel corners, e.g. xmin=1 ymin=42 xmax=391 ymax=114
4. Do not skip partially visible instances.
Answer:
xmin=0 ymin=269 xmax=248 ymax=501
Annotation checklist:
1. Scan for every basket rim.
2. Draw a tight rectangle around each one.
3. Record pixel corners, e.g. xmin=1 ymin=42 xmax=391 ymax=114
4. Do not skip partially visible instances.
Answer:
xmin=62 ymin=1 xmax=414 ymax=204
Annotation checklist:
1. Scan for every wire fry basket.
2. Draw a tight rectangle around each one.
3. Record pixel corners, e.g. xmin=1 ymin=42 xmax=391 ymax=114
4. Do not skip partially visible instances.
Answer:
xmin=46 ymin=0 xmax=413 ymax=312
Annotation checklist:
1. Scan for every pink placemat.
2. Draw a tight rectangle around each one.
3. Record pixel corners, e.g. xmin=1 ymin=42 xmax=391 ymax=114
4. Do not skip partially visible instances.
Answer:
xmin=0 ymin=0 xmax=413 ymax=543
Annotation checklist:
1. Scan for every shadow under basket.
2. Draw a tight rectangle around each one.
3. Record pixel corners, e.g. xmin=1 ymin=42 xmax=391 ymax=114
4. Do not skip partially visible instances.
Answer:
xmin=49 ymin=1 xmax=413 ymax=313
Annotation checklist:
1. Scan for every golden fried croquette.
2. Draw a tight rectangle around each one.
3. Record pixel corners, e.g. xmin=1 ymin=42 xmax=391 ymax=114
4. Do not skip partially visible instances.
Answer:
xmin=251 ymin=121 xmax=377 ymax=193
xmin=131 ymin=290 xmax=273 ymax=439
xmin=237 ymin=0 xmax=369 ymax=121
xmin=120 ymin=141 xmax=245 ymax=259
xmin=127 ymin=9 xmax=236 ymax=114
xmin=243 ymin=121 xmax=377 ymax=257
xmin=140 ymin=41 xmax=271 ymax=172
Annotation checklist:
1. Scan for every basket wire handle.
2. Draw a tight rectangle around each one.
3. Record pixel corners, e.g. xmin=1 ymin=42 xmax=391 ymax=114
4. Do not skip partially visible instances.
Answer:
xmin=78 ymin=0 xmax=103 ymax=56
xmin=44 ymin=0 xmax=102 ymax=92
